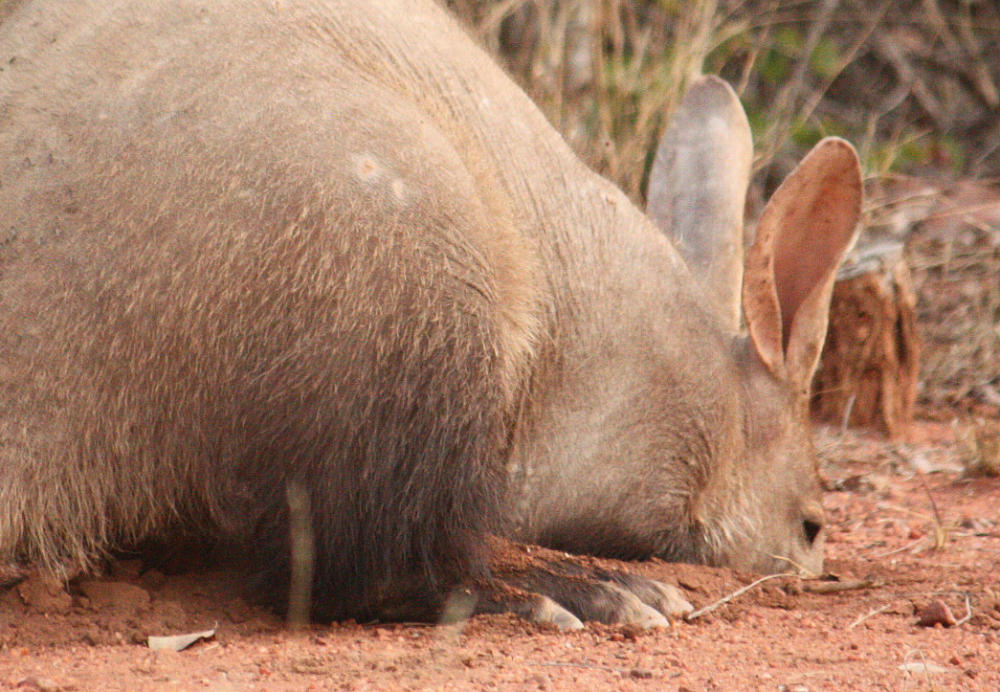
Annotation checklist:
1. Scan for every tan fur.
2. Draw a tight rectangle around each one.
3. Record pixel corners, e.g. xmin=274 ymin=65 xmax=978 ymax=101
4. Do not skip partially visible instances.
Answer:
xmin=1 ymin=0 xmax=859 ymax=616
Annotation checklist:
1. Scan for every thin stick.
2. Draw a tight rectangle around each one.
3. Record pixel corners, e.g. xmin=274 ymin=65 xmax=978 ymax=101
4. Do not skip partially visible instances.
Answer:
xmin=913 ymin=470 xmax=950 ymax=550
xmin=770 ymin=554 xmax=822 ymax=579
xmin=871 ymin=536 xmax=926 ymax=559
xmin=914 ymin=472 xmax=945 ymax=527
xmin=955 ymin=593 xmax=973 ymax=627
xmin=684 ymin=573 xmax=785 ymax=621
xmin=285 ymin=480 xmax=314 ymax=629
xmin=848 ymin=604 xmax=890 ymax=630
xmin=876 ymin=502 xmax=932 ymax=521
xmin=802 ymin=578 xmax=879 ymax=594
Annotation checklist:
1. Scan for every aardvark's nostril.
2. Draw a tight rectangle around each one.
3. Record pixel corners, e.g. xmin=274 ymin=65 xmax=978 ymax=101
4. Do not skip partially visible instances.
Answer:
xmin=803 ymin=517 xmax=822 ymax=545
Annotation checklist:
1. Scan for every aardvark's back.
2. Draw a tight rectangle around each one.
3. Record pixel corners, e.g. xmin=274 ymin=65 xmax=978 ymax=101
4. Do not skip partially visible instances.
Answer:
xmin=1 ymin=0 xmax=560 ymax=621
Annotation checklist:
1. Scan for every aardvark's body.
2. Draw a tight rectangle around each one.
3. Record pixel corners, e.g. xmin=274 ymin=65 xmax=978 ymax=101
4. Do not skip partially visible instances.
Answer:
xmin=0 ymin=0 xmax=861 ymax=625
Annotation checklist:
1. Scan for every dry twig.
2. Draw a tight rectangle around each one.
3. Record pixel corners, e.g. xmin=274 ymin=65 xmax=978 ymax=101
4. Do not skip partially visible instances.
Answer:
xmin=848 ymin=604 xmax=891 ymax=629
xmin=955 ymin=593 xmax=973 ymax=627
xmin=801 ymin=578 xmax=880 ymax=594
xmin=684 ymin=573 xmax=786 ymax=621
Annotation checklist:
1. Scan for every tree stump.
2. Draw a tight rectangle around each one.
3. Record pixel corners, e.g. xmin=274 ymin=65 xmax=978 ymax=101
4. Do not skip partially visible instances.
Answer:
xmin=811 ymin=239 xmax=921 ymax=439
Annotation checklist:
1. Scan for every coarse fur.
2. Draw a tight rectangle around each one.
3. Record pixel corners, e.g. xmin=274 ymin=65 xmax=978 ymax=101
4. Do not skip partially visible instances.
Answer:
xmin=0 ymin=0 xmax=861 ymax=621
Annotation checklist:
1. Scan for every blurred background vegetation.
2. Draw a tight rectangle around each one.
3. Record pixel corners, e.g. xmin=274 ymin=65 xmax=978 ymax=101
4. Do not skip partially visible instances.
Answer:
xmin=448 ymin=0 xmax=999 ymax=201
xmin=448 ymin=0 xmax=1000 ymax=413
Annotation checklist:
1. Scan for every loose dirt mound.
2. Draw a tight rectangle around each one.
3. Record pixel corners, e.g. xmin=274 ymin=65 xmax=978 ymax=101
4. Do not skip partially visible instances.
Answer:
xmin=3 ymin=420 xmax=999 ymax=690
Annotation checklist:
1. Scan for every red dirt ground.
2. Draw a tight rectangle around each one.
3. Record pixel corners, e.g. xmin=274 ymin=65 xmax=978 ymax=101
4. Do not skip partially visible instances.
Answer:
xmin=3 ymin=418 xmax=999 ymax=691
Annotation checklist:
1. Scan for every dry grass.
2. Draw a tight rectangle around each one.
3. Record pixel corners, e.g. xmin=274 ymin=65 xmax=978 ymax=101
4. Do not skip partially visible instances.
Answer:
xmin=451 ymin=0 xmax=724 ymax=201
xmin=450 ymin=0 xmax=1000 ymax=196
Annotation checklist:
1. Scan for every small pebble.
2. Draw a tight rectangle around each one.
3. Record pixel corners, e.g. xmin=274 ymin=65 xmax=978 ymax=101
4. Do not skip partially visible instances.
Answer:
xmin=917 ymin=599 xmax=956 ymax=627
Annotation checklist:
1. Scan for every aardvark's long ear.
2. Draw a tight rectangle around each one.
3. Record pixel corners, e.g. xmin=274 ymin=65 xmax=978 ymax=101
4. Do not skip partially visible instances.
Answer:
xmin=646 ymin=75 xmax=753 ymax=333
xmin=742 ymin=138 xmax=863 ymax=393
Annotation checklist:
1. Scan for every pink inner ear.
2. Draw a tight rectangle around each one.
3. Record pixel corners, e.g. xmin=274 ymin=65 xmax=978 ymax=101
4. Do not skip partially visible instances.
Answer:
xmin=772 ymin=173 xmax=859 ymax=350
xmin=744 ymin=137 xmax=862 ymax=382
